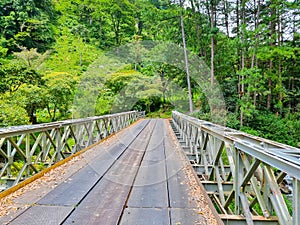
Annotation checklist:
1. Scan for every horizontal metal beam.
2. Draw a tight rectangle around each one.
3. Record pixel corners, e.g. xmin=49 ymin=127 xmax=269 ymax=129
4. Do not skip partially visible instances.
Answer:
xmin=220 ymin=215 xmax=279 ymax=225
xmin=0 ymin=111 xmax=145 ymax=191
xmin=194 ymin=165 xmax=231 ymax=174
xmin=234 ymin=142 xmax=300 ymax=181
xmin=171 ymin=111 xmax=299 ymax=225
xmin=172 ymin=110 xmax=300 ymax=179
xmin=0 ymin=111 xmax=144 ymax=138
xmin=203 ymin=181 xmax=234 ymax=193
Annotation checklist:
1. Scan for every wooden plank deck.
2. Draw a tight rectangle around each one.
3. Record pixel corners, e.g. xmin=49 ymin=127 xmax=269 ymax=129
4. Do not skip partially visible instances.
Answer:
xmin=1 ymin=119 xmax=222 ymax=225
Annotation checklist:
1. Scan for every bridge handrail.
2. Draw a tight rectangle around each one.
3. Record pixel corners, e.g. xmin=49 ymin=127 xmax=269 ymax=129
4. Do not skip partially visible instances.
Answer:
xmin=0 ymin=111 xmax=144 ymax=138
xmin=0 ymin=111 xmax=145 ymax=192
xmin=172 ymin=111 xmax=299 ymax=225
xmin=172 ymin=111 xmax=300 ymax=180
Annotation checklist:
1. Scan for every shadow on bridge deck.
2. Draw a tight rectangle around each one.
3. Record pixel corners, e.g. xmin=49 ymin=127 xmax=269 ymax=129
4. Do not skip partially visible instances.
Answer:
xmin=0 ymin=119 xmax=222 ymax=225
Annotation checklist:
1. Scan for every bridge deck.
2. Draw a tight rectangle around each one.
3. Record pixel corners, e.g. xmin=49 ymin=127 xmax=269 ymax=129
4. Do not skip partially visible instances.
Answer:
xmin=0 ymin=119 xmax=221 ymax=225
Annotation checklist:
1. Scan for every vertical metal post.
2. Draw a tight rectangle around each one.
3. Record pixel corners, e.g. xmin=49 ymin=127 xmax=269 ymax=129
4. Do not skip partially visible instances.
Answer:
xmin=188 ymin=124 xmax=193 ymax=153
xmin=234 ymin=147 xmax=241 ymax=214
xmin=263 ymin=165 xmax=272 ymax=213
xmin=41 ymin=132 xmax=47 ymax=161
xmin=264 ymin=165 xmax=292 ymax=225
xmin=194 ymin=127 xmax=200 ymax=164
xmin=56 ymin=128 xmax=62 ymax=162
xmin=26 ymin=134 xmax=30 ymax=177
xmin=7 ymin=140 xmax=11 ymax=177
xmin=293 ymin=178 xmax=300 ymax=225
xmin=88 ymin=122 xmax=94 ymax=146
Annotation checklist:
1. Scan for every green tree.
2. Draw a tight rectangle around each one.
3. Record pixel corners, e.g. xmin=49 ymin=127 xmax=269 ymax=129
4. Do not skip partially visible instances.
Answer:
xmin=0 ymin=0 xmax=55 ymax=52
xmin=15 ymin=85 xmax=45 ymax=124
xmin=13 ymin=46 xmax=50 ymax=70
xmin=44 ymin=31 xmax=100 ymax=76
xmin=0 ymin=99 xmax=29 ymax=127
xmin=98 ymin=0 xmax=136 ymax=46
xmin=43 ymin=72 xmax=77 ymax=121
xmin=0 ymin=60 xmax=43 ymax=93
xmin=0 ymin=38 xmax=8 ymax=58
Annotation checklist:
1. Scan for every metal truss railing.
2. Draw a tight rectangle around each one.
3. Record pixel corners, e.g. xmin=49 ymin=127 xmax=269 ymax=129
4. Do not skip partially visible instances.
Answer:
xmin=172 ymin=111 xmax=300 ymax=225
xmin=0 ymin=111 xmax=144 ymax=191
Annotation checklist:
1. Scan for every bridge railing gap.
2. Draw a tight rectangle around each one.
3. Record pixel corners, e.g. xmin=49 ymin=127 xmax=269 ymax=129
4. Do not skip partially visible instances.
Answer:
xmin=171 ymin=110 xmax=300 ymax=225
xmin=0 ymin=111 xmax=144 ymax=192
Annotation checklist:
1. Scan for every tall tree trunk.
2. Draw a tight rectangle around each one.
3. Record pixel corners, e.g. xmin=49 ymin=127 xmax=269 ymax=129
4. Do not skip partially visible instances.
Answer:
xmin=189 ymin=0 xmax=201 ymax=54
xmin=236 ymin=0 xmax=239 ymax=37
xmin=47 ymin=105 xmax=52 ymax=120
xmin=222 ymin=0 xmax=230 ymax=37
xmin=277 ymin=4 xmax=283 ymax=115
xmin=267 ymin=0 xmax=276 ymax=110
xmin=99 ymin=18 xmax=103 ymax=37
xmin=179 ymin=2 xmax=193 ymax=113
xmin=206 ymin=0 xmax=211 ymax=23
xmin=211 ymin=0 xmax=215 ymax=86
xmin=236 ymin=0 xmax=241 ymax=98
xmin=240 ymin=0 xmax=246 ymax=126
xmin=252 ymin=0 xmax=261 ymax=107
xmin=53 ymin=105 xmax=57 ymax=122
xmin=251 ymin=0 xmax=260 ymax=69
xmin=79 ymin=52 xmax=82 ymax=66
xmin=267 ymin=77 xmax=272 ymax=110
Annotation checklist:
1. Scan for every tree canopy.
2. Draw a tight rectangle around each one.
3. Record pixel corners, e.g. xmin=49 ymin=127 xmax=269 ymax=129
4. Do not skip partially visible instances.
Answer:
xmin=0 ymin=0 xmax=299 ymax=147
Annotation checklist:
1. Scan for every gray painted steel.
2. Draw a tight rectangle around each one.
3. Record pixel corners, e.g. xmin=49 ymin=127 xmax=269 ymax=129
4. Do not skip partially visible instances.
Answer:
xmin=62 ymin=120 xmax=155 ymax=225
xmin=165 ymin=145 xmax=197 ymax=209
xmin=121 ymin=119 xmax=210 ymax=224
xmin=37 ymin=131 xmax=142 ymax=206
xmin=9 ymin=205 xmax=74 ymax=225
xmin=170 ymin=208 xmax=205 ymax=225
xmin=3 ymin=118 xmax=222 ymax=225
xmin=172 ymin=110 xmax=300 ymax=225
xmin=0 ymin=111 xmax=145 ymax=190
xmin=127 ymin=120 xmax=169 ymax=208
xmin=38 ymin=165 xmax=100 ymax=206
xmin=120 ymin=208 xmax=170 ymax=225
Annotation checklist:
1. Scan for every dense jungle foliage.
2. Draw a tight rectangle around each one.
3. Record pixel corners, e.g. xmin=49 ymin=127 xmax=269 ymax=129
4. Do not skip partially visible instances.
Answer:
xmin=0 ymin=0 xmax=299 ymax=147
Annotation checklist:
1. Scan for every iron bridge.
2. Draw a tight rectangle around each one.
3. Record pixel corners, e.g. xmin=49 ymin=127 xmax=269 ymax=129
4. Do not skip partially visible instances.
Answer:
xmin=0 ymin=110 xmax=299 ymax=225
xmin=172 ymin=111 xmax=300 ymax=225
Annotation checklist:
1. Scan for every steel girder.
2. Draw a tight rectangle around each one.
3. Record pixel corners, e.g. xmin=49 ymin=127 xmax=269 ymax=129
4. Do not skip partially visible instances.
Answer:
xmin=172 ymin=111 xmax=299 ymax=225
xmin=0 ymin=111 xmax=144 ymax=191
